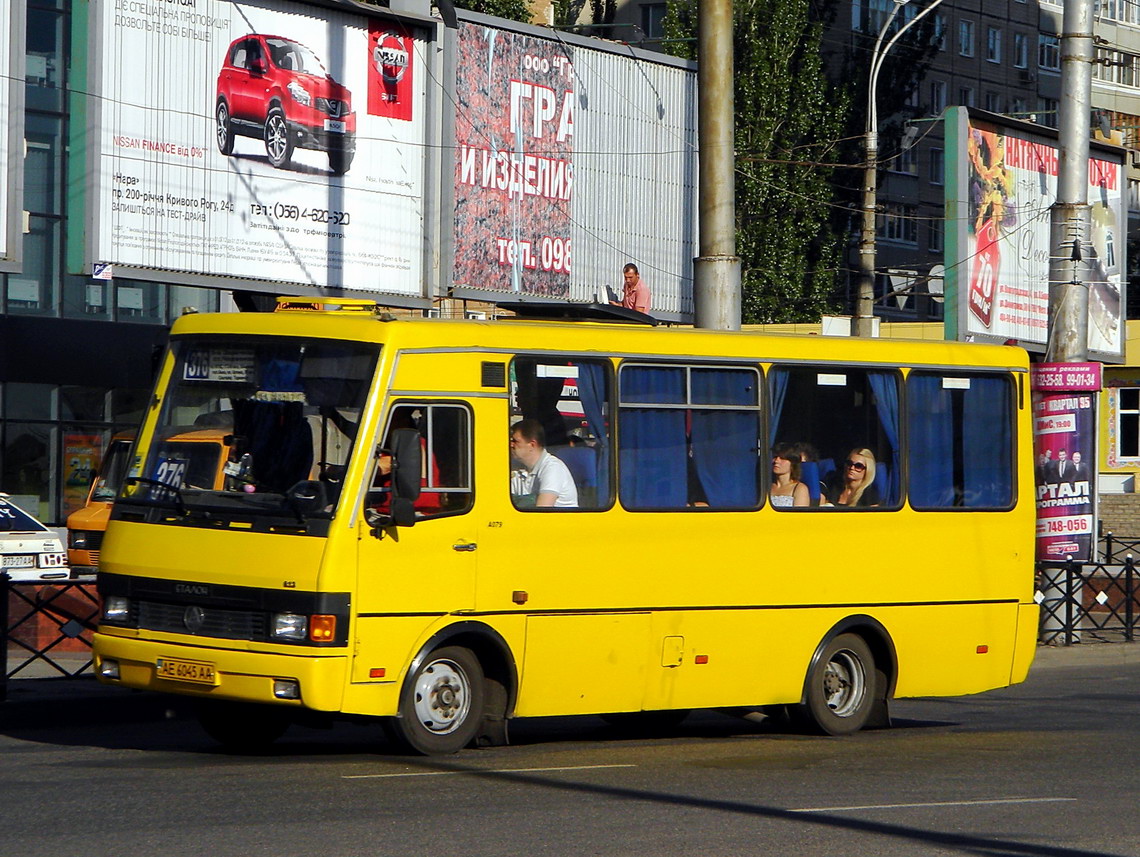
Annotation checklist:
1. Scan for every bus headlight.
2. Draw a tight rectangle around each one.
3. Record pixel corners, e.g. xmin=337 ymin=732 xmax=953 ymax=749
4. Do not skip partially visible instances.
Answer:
xmin=272 ymin=612 xmax=308 ymax=640
xmin=102 ymin=596 xmax=131 ymax=622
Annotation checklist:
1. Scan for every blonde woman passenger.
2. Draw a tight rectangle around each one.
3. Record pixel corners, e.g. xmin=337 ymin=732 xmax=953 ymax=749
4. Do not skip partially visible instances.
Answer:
xmin=822 ymin=448 xmax=880 ymax=508
xmin=769 ymin=443 xmax=810 ymax=508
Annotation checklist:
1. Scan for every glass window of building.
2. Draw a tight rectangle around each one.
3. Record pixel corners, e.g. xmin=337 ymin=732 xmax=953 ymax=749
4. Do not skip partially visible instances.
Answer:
xmin=7 ymin=217 xmax=61 ymax=316
xmin=640 ymin=4 xmax=667 ymax=40
xmin=1117 ymin=388 xmax=1140 ymax=459
xmin=959 ymin=86 xmax=975 ymax=108
xmin=929 ymin=148 xmax=944 ymax=184
xmin=930 ymin=80 xmax=946 ymax=113
xmin=5 ymin=383 xmax=56 ymax=420
xmin=1039 ymin=35 xmax=1061 ymax=71
xmin=115 ymin=281 xmax=167 ymax=324
xmin=62 ymin=275 xmax=113 ymax=320
xmin=986 ymin=27 xmax=1002 ymax=64
xmin=959 ymin=20 xmax=975 ymax=57
xmin=24 ymin=113 xmax=64 ymax=216
xmin=1014 ymin=33 xmax=1029 ymax=69
xmin=25 ymin=5 xmax=67 ymax=112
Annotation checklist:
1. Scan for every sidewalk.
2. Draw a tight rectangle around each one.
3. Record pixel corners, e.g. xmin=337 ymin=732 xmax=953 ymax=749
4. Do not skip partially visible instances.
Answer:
xmin=1029 ymin=639 xmax=1140 ymax=671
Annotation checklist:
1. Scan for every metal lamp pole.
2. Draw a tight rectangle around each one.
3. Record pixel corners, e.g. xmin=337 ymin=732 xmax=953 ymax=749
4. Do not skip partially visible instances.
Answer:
xmin=855 ymin=0 xmax=945 ymax=337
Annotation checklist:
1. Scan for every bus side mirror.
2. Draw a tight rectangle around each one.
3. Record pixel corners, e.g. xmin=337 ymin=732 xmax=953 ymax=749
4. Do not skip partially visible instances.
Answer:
xmin=390 ymin=428 xmax=422 ymax=503
xmin=367 ymin=428 xmax=422 ymax=531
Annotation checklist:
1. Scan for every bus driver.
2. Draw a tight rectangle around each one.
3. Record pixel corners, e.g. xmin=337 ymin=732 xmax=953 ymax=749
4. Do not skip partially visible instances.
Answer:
xmin=509 ymin=419 xmax=578 ymax=508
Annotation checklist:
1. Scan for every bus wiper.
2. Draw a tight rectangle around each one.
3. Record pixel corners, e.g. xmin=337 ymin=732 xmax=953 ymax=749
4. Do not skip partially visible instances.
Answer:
xmin=124 ymin=477 xmax=188 ymax=515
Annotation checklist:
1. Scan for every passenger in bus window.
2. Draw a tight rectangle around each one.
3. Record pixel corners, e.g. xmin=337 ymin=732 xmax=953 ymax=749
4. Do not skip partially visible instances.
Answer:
xmin=821 ymin=448 xmax=880 ymax=508
xmin=509 ymin=418 xmax=579 ymax=509
xmin=769 ymin=444 xmax=809 ymax=508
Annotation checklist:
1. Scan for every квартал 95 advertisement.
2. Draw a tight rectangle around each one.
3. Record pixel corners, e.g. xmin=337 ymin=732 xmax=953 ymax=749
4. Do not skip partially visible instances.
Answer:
xmin=89 ymin=0 xmax=426 ymax=294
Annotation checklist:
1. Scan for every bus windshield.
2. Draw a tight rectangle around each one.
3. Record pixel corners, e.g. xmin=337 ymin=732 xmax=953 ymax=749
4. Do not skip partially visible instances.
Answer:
xmin=91 ymin=438 xmax=134 ymax=502
xmin=124 ymin=335 xmax=379 ymax=520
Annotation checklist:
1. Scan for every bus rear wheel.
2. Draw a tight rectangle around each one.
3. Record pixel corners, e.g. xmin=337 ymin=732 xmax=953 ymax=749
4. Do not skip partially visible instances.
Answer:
xmin=388 ymin=646 xmax=485 ymax=755
xmin=799 ymin=633 xmax=875 ymax=736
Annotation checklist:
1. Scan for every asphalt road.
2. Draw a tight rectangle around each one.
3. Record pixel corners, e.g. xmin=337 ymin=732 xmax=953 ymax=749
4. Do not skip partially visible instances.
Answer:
xmin=2 ymin=644 xmax=1139 ymax=857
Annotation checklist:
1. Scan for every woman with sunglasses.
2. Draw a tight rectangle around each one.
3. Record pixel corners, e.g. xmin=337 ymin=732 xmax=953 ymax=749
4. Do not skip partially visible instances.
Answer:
xmin=822 ymin=448 xmax=880 ymax=507
xmin=769 ymin=444 xmax=810 ymax=508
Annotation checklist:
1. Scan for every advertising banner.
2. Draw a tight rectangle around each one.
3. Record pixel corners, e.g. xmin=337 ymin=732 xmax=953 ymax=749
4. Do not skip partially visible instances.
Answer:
xmin=947 ymin=110 xmax=1126 ymax=362
xmin=453 ymin=24 xmax=574 ymax=296
xmin=90 ymin=0 xmax=428 ymax=295
xmin=63 ymin=433 xmax=104 ymax=517
xmin=1032 ymin=364 xmax=1100 ymax=562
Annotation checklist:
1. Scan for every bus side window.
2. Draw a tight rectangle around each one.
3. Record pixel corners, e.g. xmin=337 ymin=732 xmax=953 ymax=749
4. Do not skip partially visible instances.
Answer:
xmin=907 ymin=373 xmax=1014 ymax=509
xmin=509 ymin=356 xmax=613 ymax=511
xmin=768 ymin=366 xmax=900 ymax=509
xmin=368 ymin=403 xmax=473 ymax=519
xmin=618 ymin=363 xmax=762 ymax=510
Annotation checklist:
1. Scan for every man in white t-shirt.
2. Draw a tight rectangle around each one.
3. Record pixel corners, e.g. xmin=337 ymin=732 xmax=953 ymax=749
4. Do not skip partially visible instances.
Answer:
xmin=509 ymin=418 xmax=578 ymax=508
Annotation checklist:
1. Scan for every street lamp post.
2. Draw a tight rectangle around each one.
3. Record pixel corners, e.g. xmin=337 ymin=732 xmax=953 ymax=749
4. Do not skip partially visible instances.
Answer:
xmin=855 ymin=0 xmax=945 ymax=337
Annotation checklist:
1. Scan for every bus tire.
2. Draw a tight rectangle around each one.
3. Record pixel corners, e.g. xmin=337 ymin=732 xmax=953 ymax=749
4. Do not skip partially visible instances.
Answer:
xmin=196 ymin=700 xmax=290 ymax=752
xmin=799 ymin=633 xmax=875 ymax=736
xmin=389 ymin=646 xmax=485 ymax=755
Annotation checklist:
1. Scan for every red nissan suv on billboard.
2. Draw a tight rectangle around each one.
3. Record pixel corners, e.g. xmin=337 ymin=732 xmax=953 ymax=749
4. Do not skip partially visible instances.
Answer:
xmin=216 ymin=34 xmax=356 ymax=175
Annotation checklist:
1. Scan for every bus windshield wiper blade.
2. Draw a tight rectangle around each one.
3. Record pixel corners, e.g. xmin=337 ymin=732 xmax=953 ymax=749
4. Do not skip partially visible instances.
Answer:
xmin=124 ymin=477 xmax=188 ymax=515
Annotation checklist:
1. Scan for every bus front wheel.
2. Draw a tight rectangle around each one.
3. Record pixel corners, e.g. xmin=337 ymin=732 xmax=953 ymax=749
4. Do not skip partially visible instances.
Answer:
xmin=388 ymin=646 xmax=485 ymax=755
xmin=799 ymin=633 xmax=876 ymax=736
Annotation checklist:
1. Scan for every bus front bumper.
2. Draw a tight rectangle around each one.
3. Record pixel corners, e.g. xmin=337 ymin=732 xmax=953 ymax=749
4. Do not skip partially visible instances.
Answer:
xmin=93 ymin=631 xmax=348 ymax=712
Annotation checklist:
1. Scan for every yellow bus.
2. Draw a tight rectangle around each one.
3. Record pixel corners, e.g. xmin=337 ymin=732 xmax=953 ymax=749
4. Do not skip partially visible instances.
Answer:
xmin=66 ymin=430 xmax=230 ymax=575
xmin=93 ymin=299 xmax=1037 ymax=754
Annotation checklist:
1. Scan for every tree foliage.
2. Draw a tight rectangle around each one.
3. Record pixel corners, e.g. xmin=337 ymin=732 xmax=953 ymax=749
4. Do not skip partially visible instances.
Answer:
xmin=450 ymin=0 xmax=532 ymax=23
xmin=663 ymin=0 xmax=850 ymax=323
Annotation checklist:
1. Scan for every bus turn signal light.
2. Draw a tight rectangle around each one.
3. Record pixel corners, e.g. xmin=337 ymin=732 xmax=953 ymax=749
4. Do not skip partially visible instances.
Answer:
xmin=976 ymin=645 xmax=989 ymax=654
xmin=309 ymin=615 xmax=337 ymax=642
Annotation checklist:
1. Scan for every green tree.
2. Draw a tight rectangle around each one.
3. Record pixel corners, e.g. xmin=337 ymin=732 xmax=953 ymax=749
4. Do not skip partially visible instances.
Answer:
xmin=664 ymin=1 xmax=850 ymax=323
xmin=451 ymin=0 xmax=532 ymax=22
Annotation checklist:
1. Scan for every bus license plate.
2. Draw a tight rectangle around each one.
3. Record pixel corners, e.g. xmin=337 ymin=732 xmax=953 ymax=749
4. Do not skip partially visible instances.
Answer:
xmin=2 ymin=555 xmax=34 ymax=568
xmin=156 ymin=657 xmax=217 ymax=685
xmin=324 ymin=119 xmax=346 ymax=134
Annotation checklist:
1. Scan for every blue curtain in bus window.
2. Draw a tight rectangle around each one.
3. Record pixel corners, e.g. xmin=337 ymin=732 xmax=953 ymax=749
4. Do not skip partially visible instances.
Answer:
xmin=962 ymin=376 xmax=1012 ymax=506
xmin=868 ymin=372 xmax=900 ymax=504
xmin=575 ymin=362 xmax=611 ymax=505
xmin=768 ymin=369 xmax=789 ymax=438
xmin=906 ymin=375 xmax=955 ymax=507
xmin=619 ymin=367 xmax=687 ymax=508
xmin=689 ymin=368 xmax=760 ymax=507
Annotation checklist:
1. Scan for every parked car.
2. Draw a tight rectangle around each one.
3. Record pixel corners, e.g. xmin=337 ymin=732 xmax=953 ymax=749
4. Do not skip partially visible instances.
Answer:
xmin=216 ymin=34 xmax=356 ymax=174
xmin=0 ymin=493 xmax=69 ymax=583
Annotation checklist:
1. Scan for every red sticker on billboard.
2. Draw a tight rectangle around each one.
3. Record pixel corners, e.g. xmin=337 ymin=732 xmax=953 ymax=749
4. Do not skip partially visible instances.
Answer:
xmin=968 ymin=217 xmax=1000 ymax=329
xmin=368 ymin=24 xmax=413 ymax=121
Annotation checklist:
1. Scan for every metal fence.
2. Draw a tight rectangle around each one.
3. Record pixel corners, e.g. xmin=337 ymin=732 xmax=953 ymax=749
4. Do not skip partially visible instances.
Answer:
xmin=1 ymin=574 xmax=98 ymax=701
xmin=1036 ymin=533 xmax=1140 ymax=646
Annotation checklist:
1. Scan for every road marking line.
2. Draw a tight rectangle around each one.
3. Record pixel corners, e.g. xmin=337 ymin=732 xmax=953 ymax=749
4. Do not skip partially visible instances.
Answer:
xmin=344 ymin=764 xmax=637 ymax=780
xmin=790 ymin=797 xmax=1078 ymax=814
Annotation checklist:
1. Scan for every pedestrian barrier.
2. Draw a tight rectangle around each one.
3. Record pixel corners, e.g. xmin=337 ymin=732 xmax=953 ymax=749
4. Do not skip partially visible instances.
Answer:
xmin=1 ymin=572 xmax=99 ymax=701
xmin=1036 ymin=533 xmax=1140 ymax=646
